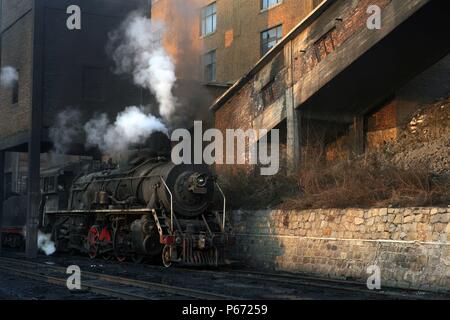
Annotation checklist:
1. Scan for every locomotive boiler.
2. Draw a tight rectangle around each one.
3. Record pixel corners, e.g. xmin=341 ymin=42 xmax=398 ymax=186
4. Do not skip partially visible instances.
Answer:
xmin=41 ymin=134 xmax=230 ymax=267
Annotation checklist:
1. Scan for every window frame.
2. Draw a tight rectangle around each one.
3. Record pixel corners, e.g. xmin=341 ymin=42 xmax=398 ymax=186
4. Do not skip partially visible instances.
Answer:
xmin=203 ymin=49 xmax=217 ymax=83
xmin=201 ymin=2 xmax=217 ymax=37
xmin=261 ymin=0 xmax=282 ymax=11
xmin=260 ymin=24 xmax=283 ymax=57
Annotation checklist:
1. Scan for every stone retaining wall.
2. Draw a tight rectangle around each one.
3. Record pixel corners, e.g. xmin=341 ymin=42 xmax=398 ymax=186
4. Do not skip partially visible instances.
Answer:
xmin=230 ymin=207 xmax=450 ymax=292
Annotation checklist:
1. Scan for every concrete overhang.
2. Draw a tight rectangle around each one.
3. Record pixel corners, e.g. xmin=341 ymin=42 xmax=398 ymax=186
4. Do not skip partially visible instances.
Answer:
xmin=209 ymin=0 xmax=337 ymax=113
xmin=296 ymin=0 xmax=450 ymax=123
xmin=210 ymin=0 xmax=450 ymax=124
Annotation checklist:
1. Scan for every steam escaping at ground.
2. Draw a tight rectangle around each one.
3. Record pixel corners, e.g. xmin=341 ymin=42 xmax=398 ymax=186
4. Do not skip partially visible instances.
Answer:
xmin=37 ymin=231 xmax=56 ymax=256
xmin=108 ymin=11 xmax=177 ymax=121
xmin=0 ymin=66 xmax=18 ymax=88
xmin=49 ymin=109 xmax=82 ymax=154
xmin=84 ymin=106 xmax=168 ymax=156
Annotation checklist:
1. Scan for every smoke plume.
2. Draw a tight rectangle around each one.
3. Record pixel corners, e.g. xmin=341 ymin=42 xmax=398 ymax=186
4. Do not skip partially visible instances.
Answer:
xmin=49 ymin=109 xmax=82 ymax=154
xmin=0 ymin=66 xmax=18 ymax=88
xmin=84 ymin=106 xmax=168 ymax=156
xmin=37 ymin=230 xmax=56 ymax=256
xmin=150 ymin=0 xmax=216 ymax=129
xmin=108 ymin=12 xmax=177 ymax=121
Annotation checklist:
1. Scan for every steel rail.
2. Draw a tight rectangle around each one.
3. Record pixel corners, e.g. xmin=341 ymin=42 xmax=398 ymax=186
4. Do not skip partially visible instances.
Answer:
xmin=105 ymin=259 xmax=431 ymax=300
xmin=0 ymin=257 xmax=241 ymax=300
xmin=3 ymin=255 xmax=435 ymax=299
xmin=178 ymin=268 xmax=433 ymax=299
xmin=0 ymin=264 xmax=150 ymax=300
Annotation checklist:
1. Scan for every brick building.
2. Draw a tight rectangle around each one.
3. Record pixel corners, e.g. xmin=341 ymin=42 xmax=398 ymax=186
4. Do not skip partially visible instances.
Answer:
xmin=151 ymin=0 xmax=322 ymax=97
xmin=0 ymin=0 xmax=149 ymax=257
xmin=210 ymin=0 xmax=450 ymax=173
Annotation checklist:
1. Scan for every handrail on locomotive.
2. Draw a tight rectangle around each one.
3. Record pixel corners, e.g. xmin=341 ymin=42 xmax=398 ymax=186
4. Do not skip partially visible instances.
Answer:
xmin=160 ymin=176 xmax=174 ymax=232
xmin=159 ymin=175 xmax=227 ymax=234
xmin=214 ymin=182 xmax=226 ymax=231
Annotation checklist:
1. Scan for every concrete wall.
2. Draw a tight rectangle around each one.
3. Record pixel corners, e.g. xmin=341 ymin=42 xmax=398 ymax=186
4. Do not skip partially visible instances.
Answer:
xmin=230 ymin=207 xmax=450 ymax=292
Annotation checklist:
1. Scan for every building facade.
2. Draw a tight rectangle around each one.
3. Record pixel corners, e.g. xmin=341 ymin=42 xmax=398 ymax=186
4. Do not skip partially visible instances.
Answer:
xmin=210 ymin=0 xmax=450 ymax=173
xmin=151 ymin=0 xmax=321 ymax=88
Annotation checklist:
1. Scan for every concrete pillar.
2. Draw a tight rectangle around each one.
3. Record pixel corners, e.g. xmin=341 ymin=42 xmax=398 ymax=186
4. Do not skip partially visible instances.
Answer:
xmin=286 ymin=90 xmax=301 ymax=172
xmin=353 ymin=115 xmax=365 ymax=155
xmin=285 ymin=41 xmax=301 ymax=173
xmin=0 ymin=151 xmax=5 ymax=255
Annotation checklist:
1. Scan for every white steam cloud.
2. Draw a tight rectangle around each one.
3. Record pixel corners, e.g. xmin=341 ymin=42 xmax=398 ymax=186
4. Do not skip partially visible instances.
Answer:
xmin=108 ymin=12 xmax=177 ymax=121
xmin=84 ymin=106 xmax=168 ymax=155
xmin=49 ymin=12 xmax=175 ymax=158
xmin=38 ymin=231 xmax=56 ymax=256
xmin=0 ymin=66 xmax=18 ymax=88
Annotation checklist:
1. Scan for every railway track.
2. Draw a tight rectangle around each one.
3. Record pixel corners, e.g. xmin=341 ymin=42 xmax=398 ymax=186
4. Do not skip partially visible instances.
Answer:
xmin=1 ymin=254 xmax=443 ymax=300
xmin=103 ymin=259 xmax=432 ymax=299
xmin=217 ymin=270 xmax=427 ymax=299
xmin=0 ymin=256 xmax=241 ymax=300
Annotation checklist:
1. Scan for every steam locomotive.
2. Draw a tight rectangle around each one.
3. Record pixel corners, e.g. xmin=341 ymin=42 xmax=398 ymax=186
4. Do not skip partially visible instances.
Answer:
xmin=3 ymin=133 xmax=231 ymax=267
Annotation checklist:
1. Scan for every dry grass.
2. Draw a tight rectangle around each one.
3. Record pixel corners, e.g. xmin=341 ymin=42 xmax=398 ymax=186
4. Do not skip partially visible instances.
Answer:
xmin=219 ymin=157 xmax=449 ymax=210
xmin=220 ymin=98 xmax=449 ymax=210
xmin=282 ymin=158 xmax=449 ymax=210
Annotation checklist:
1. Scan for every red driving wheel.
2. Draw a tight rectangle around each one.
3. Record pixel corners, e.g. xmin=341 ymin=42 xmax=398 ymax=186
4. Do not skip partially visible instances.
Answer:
xmin=86 ymin=226 xmax=100 ymax=259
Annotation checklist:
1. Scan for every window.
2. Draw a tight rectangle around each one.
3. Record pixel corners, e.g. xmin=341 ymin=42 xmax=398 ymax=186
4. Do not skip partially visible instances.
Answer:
xmin=203 ymin=50 xmax=216 ymax=83
xmin=261 ymin=25 xmax=282 ymax=56
xmin=201 ymin=2 xmax=217 ymax=36
xmin=12 ymin=72 xmax=19 ymax=104
xmin=261 ymin=0 xmax=282 ymax=10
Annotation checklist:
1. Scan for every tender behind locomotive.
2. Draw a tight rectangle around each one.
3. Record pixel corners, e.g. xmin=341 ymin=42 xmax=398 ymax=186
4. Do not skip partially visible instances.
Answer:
xmin=42 ymin=134 xmax=230 ymax=267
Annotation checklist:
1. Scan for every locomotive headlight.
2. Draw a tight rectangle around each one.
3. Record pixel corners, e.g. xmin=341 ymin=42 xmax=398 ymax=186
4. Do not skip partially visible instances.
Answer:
xmin=196 ymin=174 xmax=207 ymax=187
xmin=188 ymin=173 xmax=208 ymax=194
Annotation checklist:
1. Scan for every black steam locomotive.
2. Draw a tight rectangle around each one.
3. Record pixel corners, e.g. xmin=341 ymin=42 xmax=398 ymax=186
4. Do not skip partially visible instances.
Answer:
xmin=36 ymin=133 xmax=231 ymax=267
